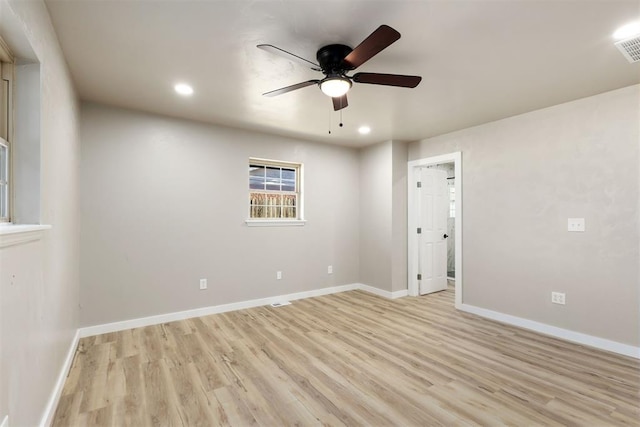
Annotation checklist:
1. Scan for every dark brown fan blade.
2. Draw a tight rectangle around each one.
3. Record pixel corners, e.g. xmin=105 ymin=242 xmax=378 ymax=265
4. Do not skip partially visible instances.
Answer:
xmin=257 ymin=44 xmax=320 ymax=70
xmin=332 ymin=94 xmax=348 ymax=111
xmin=353 ymin=72 xmax=421 ymax=88
xmin=263 ymin=80 xmax=320 ymax=97
xmin=341 ymin=25 xmax=401 ymax=70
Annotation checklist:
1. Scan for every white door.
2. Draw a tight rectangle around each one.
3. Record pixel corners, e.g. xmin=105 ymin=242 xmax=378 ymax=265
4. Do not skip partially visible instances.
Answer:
xmin=418 ymin=167 xmax=449 ymax=295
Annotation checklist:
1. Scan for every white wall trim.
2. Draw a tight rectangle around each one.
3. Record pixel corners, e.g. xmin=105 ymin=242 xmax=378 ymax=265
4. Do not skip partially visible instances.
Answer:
xmin=407 ymin=152 xmax=462 ymax=308
xmin=39 ymin=330 xmax=80 ymax=427
xmin=80 ymin=283 xmax=364 ymax=337
xmin=78 ymin=283 xmax=408 ymax=337
xmin=460 ymin=303 xmax=640 ymax=359
xmin=75 ymin=282 xmax=638 ymax=359
xmin=1 ymin=415 xmax=8 ymax=427
xmin=358 ymin=283 xmax=408 ymax=299
xmin=393 ymin=290 xmax=409 ymax=299
xmin=0 ymin=224 xmax=51 ymax=248
xmin=245 ymin=219 xmax=306 ymax=227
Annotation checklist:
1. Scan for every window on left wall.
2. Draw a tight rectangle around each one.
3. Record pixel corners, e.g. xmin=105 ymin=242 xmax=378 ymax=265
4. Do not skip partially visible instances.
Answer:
xmin=0 ymin=40 xmax=13 ymax=223
xmin=246 ymin=158 xmax=305 ymax=226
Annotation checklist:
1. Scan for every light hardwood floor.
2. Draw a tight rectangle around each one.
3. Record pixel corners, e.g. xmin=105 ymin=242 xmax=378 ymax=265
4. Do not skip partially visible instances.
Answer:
xmin=53 ymin=288 xmax=640 ymax=426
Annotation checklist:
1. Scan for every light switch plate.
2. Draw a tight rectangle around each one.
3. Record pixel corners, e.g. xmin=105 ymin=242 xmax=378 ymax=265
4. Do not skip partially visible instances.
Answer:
xmin=568 ymin=218 xmax=585 ymax=232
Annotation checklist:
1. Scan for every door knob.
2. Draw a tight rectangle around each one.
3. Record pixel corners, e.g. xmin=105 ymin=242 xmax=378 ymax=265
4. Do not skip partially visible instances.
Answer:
xmin=443 ymin=234 xmax=449 ymax=239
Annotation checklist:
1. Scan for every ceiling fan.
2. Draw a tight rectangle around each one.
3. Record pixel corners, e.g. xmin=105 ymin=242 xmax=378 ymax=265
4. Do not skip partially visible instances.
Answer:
xmin=258 ymin=25 xmax=422 ymax=111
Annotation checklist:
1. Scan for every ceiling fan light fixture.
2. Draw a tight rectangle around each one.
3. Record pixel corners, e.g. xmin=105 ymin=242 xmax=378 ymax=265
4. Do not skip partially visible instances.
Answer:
xmin=320 ymin=76 xmax=352 ymax=97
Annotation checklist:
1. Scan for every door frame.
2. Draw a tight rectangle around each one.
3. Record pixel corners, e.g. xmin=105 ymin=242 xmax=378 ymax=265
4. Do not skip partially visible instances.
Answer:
xmin=408 ymin=152 xmax=462 ymax=308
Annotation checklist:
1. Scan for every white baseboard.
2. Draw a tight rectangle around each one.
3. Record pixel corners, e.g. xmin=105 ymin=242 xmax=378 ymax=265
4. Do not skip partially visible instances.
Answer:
xmin=357 ymin=283 xmax=408 ymax=300
xmin=1 ymin=415 xmax=8 ymax=427
xmin=79 ymin=283 xmax=362 ymax=337
xmin=391 ymin=289 xmax=409 ymax=299
xmin=39 ymin=329 xmax=80 ymax=427
xmin=460 ymin=303 xmax=640 ymax=359
xmin=77 ymin=285 xmax=638 ymax=360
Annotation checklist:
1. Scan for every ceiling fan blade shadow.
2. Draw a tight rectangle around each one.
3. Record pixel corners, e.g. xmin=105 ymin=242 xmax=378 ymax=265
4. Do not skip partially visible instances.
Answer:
xmin=263 ymin=80 xmax=320 ymax=97
xmin=341 ymin=25 xmax=401 ymax=70
xmin=353 ymin=72 xmax=421 ymax=88
xmin=332 ymin=94 xmax=348 ymax=111
xmin=258 ymin=44 xmax=320 ymax=70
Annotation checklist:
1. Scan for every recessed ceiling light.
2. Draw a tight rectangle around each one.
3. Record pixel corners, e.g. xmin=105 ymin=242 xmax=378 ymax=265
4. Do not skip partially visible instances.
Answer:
xmin=174 ymin=83 xmax=194 ymax=96
xmin=358 ymin=126 xmax=371 ymax=135
xmin=613 ymin=21 xmax=640 ymax=40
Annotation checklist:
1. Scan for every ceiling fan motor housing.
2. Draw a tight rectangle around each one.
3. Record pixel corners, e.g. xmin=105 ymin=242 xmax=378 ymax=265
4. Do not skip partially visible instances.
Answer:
xmin=317 ymin=44 xmax=353 ymax=74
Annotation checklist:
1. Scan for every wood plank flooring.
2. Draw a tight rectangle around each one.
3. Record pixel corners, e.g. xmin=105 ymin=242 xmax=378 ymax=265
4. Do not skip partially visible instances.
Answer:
xmin=52 ymin=288 xmax=640 ymax=426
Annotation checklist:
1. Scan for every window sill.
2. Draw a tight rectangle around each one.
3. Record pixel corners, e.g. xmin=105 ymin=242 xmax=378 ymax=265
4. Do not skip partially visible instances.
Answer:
xmin=245 ymin=219 xmax=306 ymax=227
xmin=0 ymin=224 xmax=52 ymax=248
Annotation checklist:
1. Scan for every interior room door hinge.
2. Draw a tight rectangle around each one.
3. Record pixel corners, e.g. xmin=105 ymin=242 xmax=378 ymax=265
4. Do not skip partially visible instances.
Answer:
xmin=417 ymin=228 xmax=422 ymax=234
xmin=417 ymin=181 xmax=422 ymax=188
xmin=417 ymin=274 xmax=422 ymax=280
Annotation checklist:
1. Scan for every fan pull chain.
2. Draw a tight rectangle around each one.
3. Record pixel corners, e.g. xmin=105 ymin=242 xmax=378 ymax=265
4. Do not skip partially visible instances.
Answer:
xmin=328 ymin=104 xmax=345 ymax=134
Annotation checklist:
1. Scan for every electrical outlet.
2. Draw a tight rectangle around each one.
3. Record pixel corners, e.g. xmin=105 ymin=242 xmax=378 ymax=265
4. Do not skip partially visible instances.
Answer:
xmin=551 ymin=291 xmax=566 ymax=305
xmin=199 ymin=278 xmax=207 ymax=290
xmin=276 ymin=271 xmax=282 ymax=280
xmin=328 ymin=265 xmax=333 ymax=274
xmin=568 ymin=218 xmax=585 ymax=232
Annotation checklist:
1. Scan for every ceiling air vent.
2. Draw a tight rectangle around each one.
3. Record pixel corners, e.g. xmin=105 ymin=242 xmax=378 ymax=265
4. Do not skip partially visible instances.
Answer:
xmin=615 ymin=36 xmax=640 ymax=63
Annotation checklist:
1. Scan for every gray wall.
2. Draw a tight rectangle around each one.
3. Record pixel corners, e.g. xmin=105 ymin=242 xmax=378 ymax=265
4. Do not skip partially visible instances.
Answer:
xmin=0 ymin=0 xmax=80 ymax=425
xmin=13 ymin=63 xmax=41 ymax=223
xmin=391 ymin=141 xmax=408 ymax=292
xmin=359 ymin=142 xmax=392 ymax=291
xmin=359 ymin=140 xmax=408 ymax=293
xmin=409 ymin=85 xmax=640 ymax=346
xmin=79 ymin=103 xmax=360 ymax=326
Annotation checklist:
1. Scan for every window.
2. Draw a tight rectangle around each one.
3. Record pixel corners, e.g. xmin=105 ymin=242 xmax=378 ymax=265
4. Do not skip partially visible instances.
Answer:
xmin=0 ymin=39 xmax=13 ymax=223
xmin=248 ymin=158 xmax=303 ymax=224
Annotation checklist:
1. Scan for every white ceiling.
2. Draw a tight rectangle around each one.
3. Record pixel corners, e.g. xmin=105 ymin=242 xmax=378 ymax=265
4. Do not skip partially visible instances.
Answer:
xmin=45 ymin=0 xmax=640 ymax=147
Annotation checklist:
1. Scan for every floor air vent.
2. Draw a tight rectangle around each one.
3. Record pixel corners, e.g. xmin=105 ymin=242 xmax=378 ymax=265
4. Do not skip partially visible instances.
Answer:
xmin=615 ymin=36 xmax=640 ymax=63
xmin=270 ymin=301 xmax=291 ymax=307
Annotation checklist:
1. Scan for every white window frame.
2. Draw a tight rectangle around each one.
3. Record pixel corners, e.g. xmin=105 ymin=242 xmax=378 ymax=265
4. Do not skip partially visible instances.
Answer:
xmin=0 ymin=38 xmax=14 ymax=223
xmin=245 ymin=157 xmax=305 ymax=227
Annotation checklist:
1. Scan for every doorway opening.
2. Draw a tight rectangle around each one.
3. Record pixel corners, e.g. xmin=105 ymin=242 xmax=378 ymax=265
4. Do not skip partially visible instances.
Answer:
xmin=424 ymin=162 xmax=457 ymax=280
xmin=408 ymin=152 xmax=462 ymax=308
